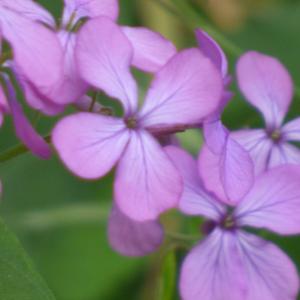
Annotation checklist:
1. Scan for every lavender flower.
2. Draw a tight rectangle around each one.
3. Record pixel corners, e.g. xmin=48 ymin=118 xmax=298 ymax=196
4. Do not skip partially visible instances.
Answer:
xmin=167 ymin=146 xmax=300 ymax=300
xmin=52 ymin=17 xmax=223 ymax=221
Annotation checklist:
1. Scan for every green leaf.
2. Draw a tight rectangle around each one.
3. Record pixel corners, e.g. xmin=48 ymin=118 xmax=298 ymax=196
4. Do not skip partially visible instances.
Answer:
xmin=0 ymin=217 xmax=56 ymax=300
xmin=157 ymin=250 xmax=177 ymax=300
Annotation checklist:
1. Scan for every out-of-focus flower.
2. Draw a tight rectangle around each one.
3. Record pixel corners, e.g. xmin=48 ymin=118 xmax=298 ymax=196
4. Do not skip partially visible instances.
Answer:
xmin=167 ymin=146 xmax=300 ymax=300
xmin=108 ymin=204 xmax=163 ymax=256
xmin=232 ymin=51 xmax=300 ymax=174
xmin=52 ymin=17 xmax=223 ymax=221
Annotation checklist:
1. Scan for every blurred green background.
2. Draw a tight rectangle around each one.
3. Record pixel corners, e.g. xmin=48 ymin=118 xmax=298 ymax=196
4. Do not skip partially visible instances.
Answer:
xmin=1 ymin=0 xmax=300 ymax=299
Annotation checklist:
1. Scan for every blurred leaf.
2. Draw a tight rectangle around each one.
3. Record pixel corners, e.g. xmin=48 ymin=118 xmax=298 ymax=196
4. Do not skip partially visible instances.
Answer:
xmin=157 ymin=250 xmax=177 ymax=300
xmin=0 ymin=217 xmax=55 ymax=300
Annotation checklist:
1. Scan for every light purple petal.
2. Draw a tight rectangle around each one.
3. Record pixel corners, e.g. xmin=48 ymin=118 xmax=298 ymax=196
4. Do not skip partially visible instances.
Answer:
xmin=195 ymin=29 xmax=228 ymax=78
xmin=139 ymin=48 xmax=223 ymax=129
xmin=0 ymin=8 xmax=64 ymax=98
xmin=237 ymin=51 xmax=293 ymax=128
xmin=198 ymin=136 xmax=254 ymax=205
xmin=115 ymin=130 xmax=182 ymax=221
xmin=108 ymin=204 xmax=163 ymax=257
xmin=180 ymin=228 xmax=247 ymax=300
xmin=232 ymin=129 xmax=272 ymax=175
xmin=236 ymin=165 xmax=300 ymax=235
xmin=236 ymin=231 xmax=299 ymax=300
xmin=52 ymin=113 xmax=129 ymax=179
xmin=76 ymin=17 xmax=138 ymax=115
xmin=0 ymin=0 xmax=55 ymax=27
xmin=8 ymin=60 xmax=65 ymax=115
xmin=180 ymin=228 xmax=299 ymax=300
xmin=53 ymin=30 xmax=88 ymax=104
xmin=122 ymin=26 xmax=176 ymax=73
xmin=165 ymin=146 xmax=225 ymax=220
xmin=203 ymin=120 xmax=228 ymax=155
xmin=5 ymin=79 xmax=51 ymax=159
xmin=282 ymin=117 xmax=300 ymax=141
xmin=63 ymin=0 xmax=119 ymax=27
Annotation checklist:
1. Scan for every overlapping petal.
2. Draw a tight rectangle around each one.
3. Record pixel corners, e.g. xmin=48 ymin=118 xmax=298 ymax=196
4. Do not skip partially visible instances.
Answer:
xmin=63 ymin=0 xmax=119 ymax=26
xmin=199 ymin=136 xmax=254 ymax=205
xmin=236 ymin=165 xmax=300 ymax=235
xmin=282 ymin=117 xmax=300 ymax=141
xmin=115 ymin=130 xmax=182 ymax=221
xmin=196 ymin=29 xmax=227 ymax=78
xmin=165 ymin=146 xmax=225 ymax=221
xmin=108 ymin=204 xmax=163 ymax=256
xmin=76 ymin=17 xmax=138 ymax=115
xmin=0 ymin=8 xmax=64 ymax=98
xmin=52 ymin=113 xmax=130 ymax=179
xmin=122 ymin=26 xmax=176 ymax=73
xmin=139 ymin=48 xmax=223 ymax=129
xmin=237 ymin=51 xmax=293 ymax=128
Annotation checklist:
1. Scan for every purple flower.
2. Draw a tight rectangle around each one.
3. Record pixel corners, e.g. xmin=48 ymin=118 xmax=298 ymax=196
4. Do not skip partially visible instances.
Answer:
xmin=52 ymin=17 xmax=223 ymax=221
xmin=12 ymin=0 xmax=177 ymax=115
xmin=233 ymin=51 xmax=300 ymax=174
xmin=166 ymin=146 xmax=300 ymax=300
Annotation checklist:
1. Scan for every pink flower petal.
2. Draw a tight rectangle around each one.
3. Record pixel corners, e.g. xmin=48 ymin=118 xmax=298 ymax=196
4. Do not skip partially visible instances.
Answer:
xmin=63 ymin=0 xmax=119 ymax=27
xmin=52 ymin=113 xmax=130 ymax=179
xmin=115 ymin=130 xmax=182 ymax=221
xmin=232 ymin=129 xmax=272 ymax=175
xmin=282 ymin=117 xmax=300 ymax=141
xmin=5 ymin=80 xmax=51 ymax=159
xmin=236 ymin=165 xmax=300 ymax=235
xmin=0 ymin=8 xmax=64 ymax=99
xmin=268 ymin=143 xmax=300 ymax=168
xmin=237 ymin=51 xmax=293 ymax=128
xmin=180 ymin=229 xmax=299 ymax=300
xmin=139 ymin=48 xmax=223 ymax=129
xmin=122 ymin=26 xmax=176 ymax=73
xmin=0 ymin=0 xmax=55 ymax=27
xmin=76 ymin=17 xmax=138 ymax=115
xmin=165 ymin=146 xmax=225 ymax=220
xmin=108 ymin=204 xmax=163 ymax=256
xmin=195 ymin=29 xmax=228 ymax=78
xmin=180 ymin=229 xmax=247 ymax=300
xmin=236 ymin=231 xmax=299 ymax=300
xmin=198 ymin=136 xmax=254 ymax=205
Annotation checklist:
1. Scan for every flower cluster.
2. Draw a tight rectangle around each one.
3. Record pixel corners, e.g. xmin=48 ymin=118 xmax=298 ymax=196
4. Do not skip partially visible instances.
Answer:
xmin=1 ymin=1 xmax=300 ymax=299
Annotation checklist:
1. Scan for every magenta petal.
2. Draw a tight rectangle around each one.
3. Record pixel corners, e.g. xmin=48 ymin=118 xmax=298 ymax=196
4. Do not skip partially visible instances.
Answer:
xmin=139 ymin=48 xmax=223 ymax=129
xmin=52 ymin=113 xmax=129 ymax=179
xmin=199 ymin=136 xmax=254 ymax=205
xmin=195 ymin=29 xmax=228 ymax=78
xmin=122 ymin=26 xmax=176 ymax=73
xmin=76 ymin=17 xmax=138 ymax=115
xmin=236 ymin=231 xmax=299 ymax=300
xmin=165 ymin=146 xmax=225 ymax=220
xmin=236 ymin=165 xmax=300 ymax=235
xmin=108 ymin=204 xmax=163 ymax=257
xmin=180 ymin=228 xmax=299 ymax=300
xmin=232 ymin=129 xmax=272 ymax=174
xmin=282 ymin=117 xmax=300 ymax=141
xmin=6 ymin=82 xmax=51 ymax=159
xmin=0 ymin=9 xmax=63 ymax=98
xmin=115 ymin=130 xmax=182 ymax=221
xmin=0 ymin=0 xmax=55 ymax=27
xmin=237 ymin=51 xmax=293 ymax=128
xmin=180 ymin=229 xmax=246 ymax=300
xmin=63 ymin=0 xmax=119 ymax=26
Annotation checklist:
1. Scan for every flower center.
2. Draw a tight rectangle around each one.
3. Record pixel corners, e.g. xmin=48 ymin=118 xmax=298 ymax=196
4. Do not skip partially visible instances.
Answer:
xmin=269 ymin=129 xmax=282 ymax=143
xmin=125 ymin=117 xmax=137 ymax=129
xmin=220 ymin=214 xmax=236 ymax=230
